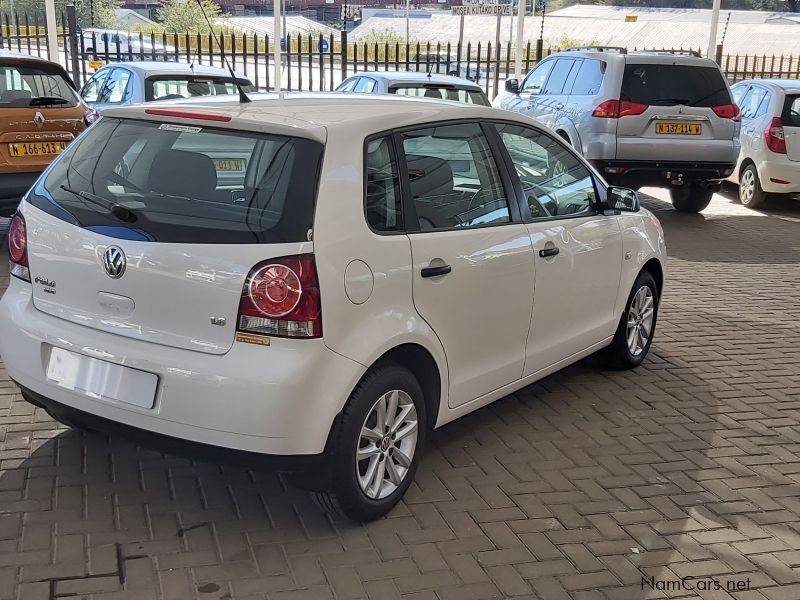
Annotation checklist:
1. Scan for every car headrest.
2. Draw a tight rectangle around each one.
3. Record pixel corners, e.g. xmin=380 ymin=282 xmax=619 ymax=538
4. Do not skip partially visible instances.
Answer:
xmin=147 ymin=149 xmax=217 ymax=198
xmin=423 ymin=88 xmax=443 ymax=99
xmin=1 ymin=89 xmax=32 ymax=105
xmin=405 ymin=155 xmax=454 ymax=200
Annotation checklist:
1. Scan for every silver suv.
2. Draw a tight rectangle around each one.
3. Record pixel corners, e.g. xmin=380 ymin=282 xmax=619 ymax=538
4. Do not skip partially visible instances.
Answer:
xmin=494 ymin=48 xmax=741 ymax=212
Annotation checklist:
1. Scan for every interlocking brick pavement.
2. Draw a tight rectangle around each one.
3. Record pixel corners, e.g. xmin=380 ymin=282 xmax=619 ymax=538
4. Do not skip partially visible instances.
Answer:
xmin=1 ymin=187 xmax=799 ymax=600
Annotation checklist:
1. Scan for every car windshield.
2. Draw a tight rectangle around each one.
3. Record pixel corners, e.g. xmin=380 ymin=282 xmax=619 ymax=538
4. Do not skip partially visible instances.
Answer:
xmin=30 ymin=117 xmax=324 ymax=244
xmin=145 ymin=75 xmax=255 ymax=101
xmin=0 ymin=62 xmax=77 ymax=107
xmin=389 ymin=85 xmax=490 ymax=106
xmin=621 ymin=63 xmax=731 ymax=107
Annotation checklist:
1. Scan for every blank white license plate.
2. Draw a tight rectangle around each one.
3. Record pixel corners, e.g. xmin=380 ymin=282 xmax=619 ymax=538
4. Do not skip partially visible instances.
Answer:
xmin=46 ymin=346 xmax=158 ymax=409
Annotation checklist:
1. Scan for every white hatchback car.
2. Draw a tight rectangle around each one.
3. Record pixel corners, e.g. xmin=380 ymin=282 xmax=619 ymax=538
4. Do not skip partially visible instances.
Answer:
xmin=0 ymin=95 xmax=666 ymax=521
xmin=729 ymin=79 xmax=800 ymax=208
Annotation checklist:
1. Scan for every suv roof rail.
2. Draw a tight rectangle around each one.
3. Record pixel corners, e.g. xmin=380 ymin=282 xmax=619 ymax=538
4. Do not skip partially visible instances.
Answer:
xmin=565 ymin=46 xmax=628 ymax=55
xmin=633 ymin=49 xmax=703 ymax=58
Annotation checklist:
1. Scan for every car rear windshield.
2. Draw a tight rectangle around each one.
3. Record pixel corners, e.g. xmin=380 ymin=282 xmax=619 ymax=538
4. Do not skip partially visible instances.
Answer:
xmin=0 ymin=62 xmax=78 ymax=108
xmin=621 ymin=63 xmax=731 ymax=107
xmin=145 ymin=76 xmax=256 ymax=101
xmin=389 ymin=85 xmax=490 ymax=106
xmin=29 ymin=117 xmax=323 ymax=244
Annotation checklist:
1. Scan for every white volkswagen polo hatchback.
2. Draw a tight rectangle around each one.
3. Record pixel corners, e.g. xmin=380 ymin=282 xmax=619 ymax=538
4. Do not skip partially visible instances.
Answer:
xmin=0 ymin=94 xmax=666 ymax=521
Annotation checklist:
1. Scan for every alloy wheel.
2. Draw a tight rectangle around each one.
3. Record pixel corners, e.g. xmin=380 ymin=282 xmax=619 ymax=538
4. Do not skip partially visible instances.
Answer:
xmin=740 ymin=169 xmax=756 ymax=205
xmin=626 ymin=285 xmax=655 ymax=357
xmin=356 ymin=390 xmax=418 ymax=500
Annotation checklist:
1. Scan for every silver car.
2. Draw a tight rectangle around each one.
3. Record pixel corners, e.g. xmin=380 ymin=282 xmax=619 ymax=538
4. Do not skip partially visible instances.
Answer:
xmin=727 ymin=79 xmax=800 ymax=209
xmin=495 ymin=48 xmax=741 ymax=212
xmin=336 ymin=71 xmax=490 ymax=106
xmin=79 ymin=62 xmax=254 ymax=112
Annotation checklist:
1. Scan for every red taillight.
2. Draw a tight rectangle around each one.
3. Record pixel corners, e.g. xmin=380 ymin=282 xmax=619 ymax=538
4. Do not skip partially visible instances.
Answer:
xmin=765 ymin=117 xmax=787 ymax=154
xmin=592 ymin=100 xmax=648 ymax=118
xmin=237 ymin=254 xmax=322 ymax=339
xmin=712 ymin=103 xmax=741 ymax=121
xmin=7 ymin=214 xmax=30 ymax=282
xmin=144 ymin=108 xmax=232 ymax=122
xmin=84 ymin=107 xmax=100 ymax=126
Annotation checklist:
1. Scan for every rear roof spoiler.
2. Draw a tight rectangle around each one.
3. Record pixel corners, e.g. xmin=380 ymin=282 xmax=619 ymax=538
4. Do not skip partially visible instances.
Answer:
xmin=565 ymin=46 xmax=628 ymax=54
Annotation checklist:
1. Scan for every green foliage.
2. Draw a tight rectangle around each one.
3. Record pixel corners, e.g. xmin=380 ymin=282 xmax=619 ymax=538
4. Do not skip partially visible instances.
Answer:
xmin=155 ymin=0 xmax=226 ymax=34
xmin=0 ymin=0 xmax=121 ymax=28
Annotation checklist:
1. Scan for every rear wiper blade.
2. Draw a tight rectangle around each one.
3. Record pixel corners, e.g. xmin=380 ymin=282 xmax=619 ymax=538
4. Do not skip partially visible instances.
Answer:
xmin=59 ymin=185 xmax=137 ymax=223
xmin=30 ymin=96 xmax=70 ymax=106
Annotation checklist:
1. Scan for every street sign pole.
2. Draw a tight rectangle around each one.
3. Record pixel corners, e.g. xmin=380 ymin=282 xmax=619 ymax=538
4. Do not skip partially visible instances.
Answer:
xmin=515 ymin=0 xmax=525 ymax=79
xmin=274 ymin=0 xmax=282 ymax=92
xmin=707 ymin=0 xmax=721 ymax=59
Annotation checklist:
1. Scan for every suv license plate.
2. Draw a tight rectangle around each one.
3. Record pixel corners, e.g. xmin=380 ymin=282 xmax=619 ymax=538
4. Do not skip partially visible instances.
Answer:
xmin=9 ymin=141 xmax=68 ymax=157
xmin=656 ymin=122 xmax=702 ymax=135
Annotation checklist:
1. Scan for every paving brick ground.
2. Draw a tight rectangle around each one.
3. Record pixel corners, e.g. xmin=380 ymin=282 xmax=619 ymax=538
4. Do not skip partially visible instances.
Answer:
xmin=1 ymin=187 xmax=800 ymax=600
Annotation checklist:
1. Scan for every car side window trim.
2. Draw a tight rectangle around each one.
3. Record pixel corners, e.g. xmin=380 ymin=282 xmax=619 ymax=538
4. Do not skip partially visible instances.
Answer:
xmin=489 ymin=121 xmax=603 ymax=224
xmin=362 ymin=132 xmax=407 ymax=236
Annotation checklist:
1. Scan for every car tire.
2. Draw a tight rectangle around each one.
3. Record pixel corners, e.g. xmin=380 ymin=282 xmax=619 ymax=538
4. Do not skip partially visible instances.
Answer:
xmin=601 ymin=270 xmax=659 ymax=370
xmin=739 ymin=163 xmax=768 ymax=209
xmin=670 ymin=185 xmax=713 ymax=212
xmin=314 ymin=363 xmax=427 ymax=522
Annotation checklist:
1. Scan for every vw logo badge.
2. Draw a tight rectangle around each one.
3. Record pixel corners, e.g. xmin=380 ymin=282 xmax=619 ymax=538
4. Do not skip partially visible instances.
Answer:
xmin=102 ymin=246 xmax=126 ymax=279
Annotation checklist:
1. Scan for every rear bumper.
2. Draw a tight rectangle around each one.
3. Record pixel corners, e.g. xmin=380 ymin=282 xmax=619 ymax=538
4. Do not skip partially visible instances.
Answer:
xmin=0 ymin=171 xmax=39 ymax=213
xmin=758 ymin=160 xmax=800 ymax=195
xmin=592 ymin=160 xmax=736 ymax=189
xmin=0 ymin=277 xmax=366 ymax=456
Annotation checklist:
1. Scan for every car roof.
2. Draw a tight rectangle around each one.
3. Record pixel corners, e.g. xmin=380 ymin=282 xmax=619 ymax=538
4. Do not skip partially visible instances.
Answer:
xmin=548 ymin=48 xmax=720 ymax=67
xmin=346 ymin=71 xmax=482 ymax=90
xmin=0 ymin=50 xmax=60 ymax=65
xmin=95 ymin=61 xmax=248 ymax=79
xmin=101 ymin=92 xmax=527 ymax=144
xmin=736 ymin=78 xmax=800 ymax=91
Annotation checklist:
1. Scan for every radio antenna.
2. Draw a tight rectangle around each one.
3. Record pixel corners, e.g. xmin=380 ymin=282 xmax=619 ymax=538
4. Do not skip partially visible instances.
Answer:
xmin=194 ymin=0 xmax=251 ymax=103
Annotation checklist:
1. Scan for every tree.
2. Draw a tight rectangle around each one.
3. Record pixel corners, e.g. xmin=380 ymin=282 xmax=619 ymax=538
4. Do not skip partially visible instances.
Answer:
xmin=0 ymin=0 xmax=121 ymax=28
xmin=156 ymin=0 xmax=223 ymax=33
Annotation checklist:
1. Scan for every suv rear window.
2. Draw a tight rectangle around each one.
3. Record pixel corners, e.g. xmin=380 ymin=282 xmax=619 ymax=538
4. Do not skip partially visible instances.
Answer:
xmin=145 ymin=76 xmax=255 ymax=101
xmin=29 ymin=117 xmax=323 ymax=244
xmin=621 ymin=63 xmax=731 ymax=107
xmin=0 ymin=62 xmax=78 ymax=107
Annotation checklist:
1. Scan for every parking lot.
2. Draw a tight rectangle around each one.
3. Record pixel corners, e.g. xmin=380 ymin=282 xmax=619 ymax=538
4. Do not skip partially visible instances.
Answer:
xmin=0 ymin=188 xmax=797 ymax=600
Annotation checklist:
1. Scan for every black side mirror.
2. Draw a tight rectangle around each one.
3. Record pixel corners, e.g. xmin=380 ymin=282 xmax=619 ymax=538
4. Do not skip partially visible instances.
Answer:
xmin=505 ymin=78 xmax=520 ymax=94
xmin=607 ymin=186 xmax=640 ymax=213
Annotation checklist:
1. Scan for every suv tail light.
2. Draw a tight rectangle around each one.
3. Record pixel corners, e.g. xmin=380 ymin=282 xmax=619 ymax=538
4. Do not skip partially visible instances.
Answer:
xmin=237 ymin=254 xmax=322 ymax=339
xmin=592 ymin=100 xmax=649 ymax=119
xmin=711 ymin=103 xmax=741 ymax=121
xmin=7 ymin=214 xmax=31 ymax=282
xmin=84 ymin=108 xmax=100 ymax=126
xmin=765 ymin=117 xmax=787 ymax=154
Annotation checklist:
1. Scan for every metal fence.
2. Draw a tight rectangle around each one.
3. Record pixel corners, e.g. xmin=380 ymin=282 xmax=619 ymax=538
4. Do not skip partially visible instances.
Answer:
xmin=2 ymin=12 xmax=799 ymax=99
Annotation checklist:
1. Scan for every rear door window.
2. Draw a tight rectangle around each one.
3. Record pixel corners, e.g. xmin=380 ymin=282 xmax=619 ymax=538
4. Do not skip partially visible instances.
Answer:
xmin=98 ymin=67 xmax=131 ymax=103
xmin=80 ymin=70 xmax=110 ymax=103
xmin=354 ymin=77 xmax=377 ymax=93
xmin=0 ymin=62 xmax=78 ymax=107
xmin=569 ymin=59 xmax=605 ymax=95
xmin=32 ymin=118 xmax=324 ymax=244
xmin=781 ymin=95 xmax=800 ymax=127
xmin=739 ymin=86 xmax=769 ymax=120
xmin=541 ymin=59 xmax=576 ymax=95
xmin=621 ymin=63 xmax=731 ymax=107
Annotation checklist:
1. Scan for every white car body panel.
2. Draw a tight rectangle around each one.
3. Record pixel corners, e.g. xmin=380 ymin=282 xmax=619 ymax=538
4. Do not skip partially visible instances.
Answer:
xmin=729 ymin=79 xmax=800 ymax=195
xmin=0 ymin=94 xmax=666 ymax=457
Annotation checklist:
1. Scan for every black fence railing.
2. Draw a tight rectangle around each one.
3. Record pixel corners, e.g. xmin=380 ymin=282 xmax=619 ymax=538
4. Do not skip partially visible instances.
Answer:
xmin=2 ymin=12 xmax=799 ymax=98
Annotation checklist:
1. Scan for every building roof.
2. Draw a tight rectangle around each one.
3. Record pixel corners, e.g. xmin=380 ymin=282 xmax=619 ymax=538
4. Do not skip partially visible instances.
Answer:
xmin=351 ymin=6 xmax=800 ymax=55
